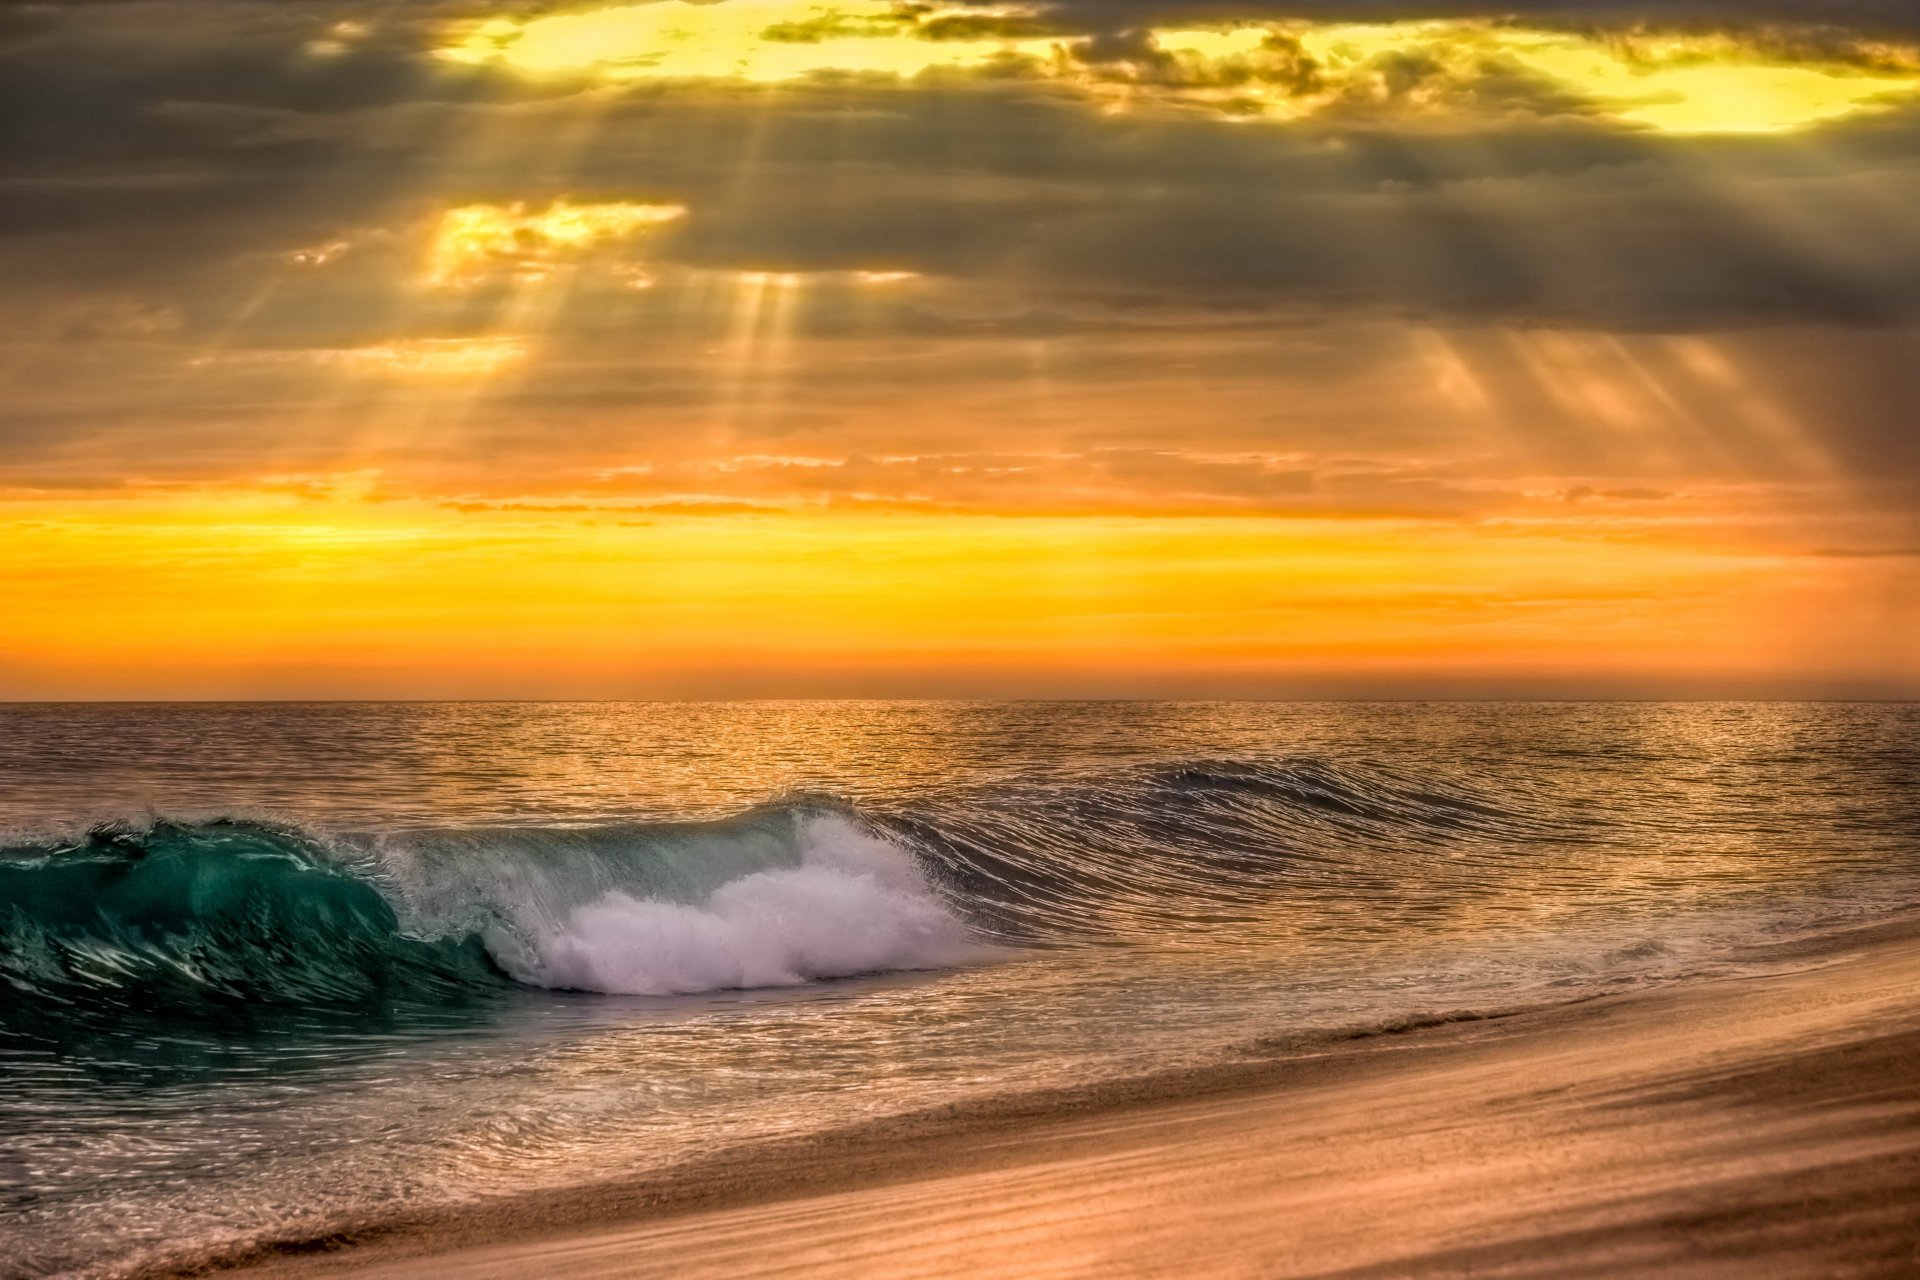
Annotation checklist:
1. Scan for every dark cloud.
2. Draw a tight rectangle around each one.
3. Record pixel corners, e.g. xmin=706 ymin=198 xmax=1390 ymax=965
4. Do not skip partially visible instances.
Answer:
xmin=914 ymin=11 xmax=1060 ymax=41
xmin=1021 ymin=0 xmax=1920 ymax=39
xmin=6 ymin=0 xmax=1920 ymax=332
xmin=11 ymin=76 xmax=1920 ymax=335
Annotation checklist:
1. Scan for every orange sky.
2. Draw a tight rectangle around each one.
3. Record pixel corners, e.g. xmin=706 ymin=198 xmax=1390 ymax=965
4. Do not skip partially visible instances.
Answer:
xmin=4 ymin=1 xmax=1920 ymax=697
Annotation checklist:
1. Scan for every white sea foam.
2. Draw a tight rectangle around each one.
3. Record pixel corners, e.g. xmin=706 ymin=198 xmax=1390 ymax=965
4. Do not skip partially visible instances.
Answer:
xmin=495 ymin=816 xmax=981 ymax=995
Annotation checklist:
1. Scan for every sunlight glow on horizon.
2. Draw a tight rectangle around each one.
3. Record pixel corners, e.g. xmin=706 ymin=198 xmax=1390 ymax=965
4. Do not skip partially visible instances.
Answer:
xmin=7 ymin=494 xmax=1906 ymax=698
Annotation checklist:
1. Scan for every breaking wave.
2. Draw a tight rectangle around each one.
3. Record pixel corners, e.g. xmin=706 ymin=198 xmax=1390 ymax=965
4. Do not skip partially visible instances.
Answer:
xmin=489 ymin=819 xmax=981 ymax=995
xmin=0 ymin=757 xmax=1588 ymax=1021
xmin=0 ymin=809 xmax=978 ymax=1022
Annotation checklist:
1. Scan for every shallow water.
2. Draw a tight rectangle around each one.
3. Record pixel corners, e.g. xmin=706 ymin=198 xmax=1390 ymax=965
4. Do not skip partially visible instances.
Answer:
xmin=3 ymin=701 xmax=1917 ymax=1277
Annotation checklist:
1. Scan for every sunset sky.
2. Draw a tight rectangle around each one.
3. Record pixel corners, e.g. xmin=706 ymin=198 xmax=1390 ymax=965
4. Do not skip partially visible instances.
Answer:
xmin=4 ymin=0 xmax=1919 ymax=698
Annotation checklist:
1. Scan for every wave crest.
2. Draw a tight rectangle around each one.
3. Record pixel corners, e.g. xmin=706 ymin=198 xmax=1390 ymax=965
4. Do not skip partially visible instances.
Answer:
xmin=497 ymin=818 xmax=981 ymax=995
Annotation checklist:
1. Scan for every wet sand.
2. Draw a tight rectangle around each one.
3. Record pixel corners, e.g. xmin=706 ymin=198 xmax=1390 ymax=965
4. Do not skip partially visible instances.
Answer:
xmin=212 ymin=915 xmax=1920 ymax=1279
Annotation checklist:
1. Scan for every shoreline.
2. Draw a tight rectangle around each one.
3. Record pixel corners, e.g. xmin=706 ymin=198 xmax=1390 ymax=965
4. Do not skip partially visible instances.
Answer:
xmin=161 ymin=909 xmax=1920 ymax=1279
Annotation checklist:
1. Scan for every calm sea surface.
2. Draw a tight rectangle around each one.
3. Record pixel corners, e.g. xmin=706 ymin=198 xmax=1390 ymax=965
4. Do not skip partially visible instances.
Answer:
xmin=3 ymin=701 xmax=1917 ymax=1277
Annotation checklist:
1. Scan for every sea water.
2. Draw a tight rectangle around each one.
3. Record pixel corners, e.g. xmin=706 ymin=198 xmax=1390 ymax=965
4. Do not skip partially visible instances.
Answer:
xmin=3 ymin=701 xmax=1917 ymax=1276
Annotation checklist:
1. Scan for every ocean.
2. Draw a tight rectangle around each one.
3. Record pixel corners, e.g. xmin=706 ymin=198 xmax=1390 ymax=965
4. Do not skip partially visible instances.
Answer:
xmin=3 ymin=700 xmax=1917 ymax=1277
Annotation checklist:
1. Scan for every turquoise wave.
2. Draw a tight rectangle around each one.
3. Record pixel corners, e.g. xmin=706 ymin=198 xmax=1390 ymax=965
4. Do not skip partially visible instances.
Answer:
xmin=0 ymin=820 xmax=509 ymax=1017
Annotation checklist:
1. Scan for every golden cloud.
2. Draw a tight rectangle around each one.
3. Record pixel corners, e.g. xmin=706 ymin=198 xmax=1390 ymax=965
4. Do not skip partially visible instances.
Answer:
xmin=426 ymin=200 xmax=688 ymax=286
xmin=435 ymin=3 xmax=1920 ymax=134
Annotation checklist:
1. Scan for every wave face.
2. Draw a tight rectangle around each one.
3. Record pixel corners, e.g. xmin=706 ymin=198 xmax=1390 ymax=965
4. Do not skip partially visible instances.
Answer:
xmin=0 ymin=821 xmax=508 ymax=1016
xmin=0 ymin=808 xmax=980 ymax=1022
xmin=876 ymin=757 xmax=1592 ymax=944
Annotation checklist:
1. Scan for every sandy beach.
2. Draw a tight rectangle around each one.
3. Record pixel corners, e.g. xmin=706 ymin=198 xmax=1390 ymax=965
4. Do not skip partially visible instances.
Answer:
xmin=197 ymin=913 xmax=1920 ymax=1280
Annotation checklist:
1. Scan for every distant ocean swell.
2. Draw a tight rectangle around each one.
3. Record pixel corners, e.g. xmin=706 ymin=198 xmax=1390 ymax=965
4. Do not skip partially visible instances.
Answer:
xmin=0 ymin=760 xmax=1584 ymax=1018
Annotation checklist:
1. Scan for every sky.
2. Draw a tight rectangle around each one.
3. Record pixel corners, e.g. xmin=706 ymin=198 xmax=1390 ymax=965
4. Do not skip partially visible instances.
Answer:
xmin=3 ymin=0 xmax=1920 ymax=698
